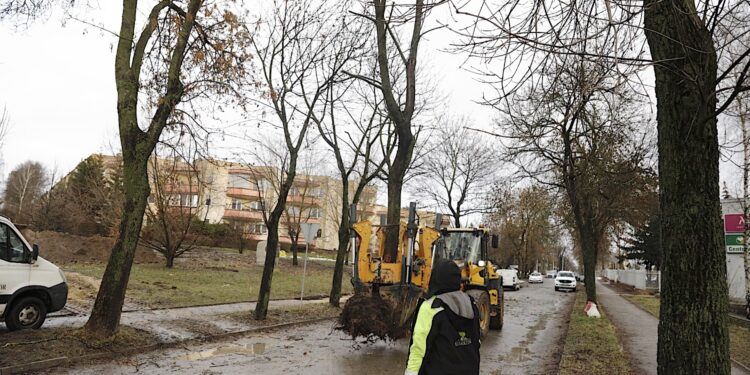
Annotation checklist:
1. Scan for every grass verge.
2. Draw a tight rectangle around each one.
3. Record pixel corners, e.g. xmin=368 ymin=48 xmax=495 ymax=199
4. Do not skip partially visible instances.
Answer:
xmin=624 ymin=294 xmax=750 ymax=369
xmin=64 ymin=258 xmax=352 ymax=309
xmin=223 ymin=302 xmax=340 ymax=326
xmin=558 ymin=292 xmax=633 ymax=375
xmin=0 ymin=326 xmax=156 ymax=367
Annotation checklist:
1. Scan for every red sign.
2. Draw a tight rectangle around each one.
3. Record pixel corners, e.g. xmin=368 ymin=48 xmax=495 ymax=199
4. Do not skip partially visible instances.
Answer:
xmin=724 ymin=214 xmax=747 ymax=233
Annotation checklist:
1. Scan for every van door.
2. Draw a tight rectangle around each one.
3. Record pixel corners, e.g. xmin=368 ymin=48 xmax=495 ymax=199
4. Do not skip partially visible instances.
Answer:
xmin=0 ymin=223 xmax=31 ymax=317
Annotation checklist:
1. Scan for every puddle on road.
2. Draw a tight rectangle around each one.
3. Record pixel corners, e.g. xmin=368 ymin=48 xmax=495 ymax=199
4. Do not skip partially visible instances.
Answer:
xmin=180 ymin=343 xmax=266 ymax=361
xmin=503 ymin=346 xmax=531 ymax=362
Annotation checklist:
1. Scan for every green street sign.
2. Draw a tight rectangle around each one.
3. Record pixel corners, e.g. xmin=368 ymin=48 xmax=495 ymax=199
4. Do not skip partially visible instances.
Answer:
xmin=725 ymin=234 xmax=746 ymax=246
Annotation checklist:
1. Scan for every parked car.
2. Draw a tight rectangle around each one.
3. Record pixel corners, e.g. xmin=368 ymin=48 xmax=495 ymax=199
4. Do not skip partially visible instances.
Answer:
xmin=498 ymin=269 xmax=521 ymax=290
xmin=546 ymin=270 xmax=557 ymax=278
xmin=528 ymin=271 xmax=544 ymax=284
xmin=0 ymin=216 xmax=68 ymax=331
xmin=555 ymin=271 xmax=577 ymax=292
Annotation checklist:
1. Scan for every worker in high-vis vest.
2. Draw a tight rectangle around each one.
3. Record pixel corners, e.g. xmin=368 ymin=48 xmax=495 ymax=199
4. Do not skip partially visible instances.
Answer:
xmin=405 ymin=258 xmax=481 ymax=375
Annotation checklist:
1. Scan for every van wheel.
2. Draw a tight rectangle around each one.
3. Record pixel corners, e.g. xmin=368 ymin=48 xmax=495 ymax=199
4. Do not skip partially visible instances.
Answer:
xmin=6 ymin=296 xmax=47 ymax=331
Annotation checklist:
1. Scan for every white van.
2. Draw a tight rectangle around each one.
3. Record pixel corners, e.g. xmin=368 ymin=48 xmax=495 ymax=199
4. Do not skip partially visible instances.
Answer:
xmin=498 ymin=269 xmax=521 ymax=290
xmin=0 ymin=217 xmax=67 ymax=331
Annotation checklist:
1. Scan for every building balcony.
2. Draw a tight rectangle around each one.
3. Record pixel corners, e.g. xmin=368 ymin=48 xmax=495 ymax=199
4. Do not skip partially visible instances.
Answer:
xmin=223 ymin=209 xmax=263 ymax=220
xmin=286 ymin=195 xmax=320 ymax=205
xmin=226 ymin=187 xmax=262 ymax=199
xmin=162 ymin=185 xmax=201 ymax=194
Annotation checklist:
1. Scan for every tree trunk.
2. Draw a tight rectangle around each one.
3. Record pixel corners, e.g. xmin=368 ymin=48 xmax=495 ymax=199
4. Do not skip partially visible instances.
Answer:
xmin=741 ymin=108 xmax=750 ymax=303
xmin=644 ymin=1 xmax=730 ymax=372
xmin=384 ymin=154 xmax=408 ymax=262
xmin=580 ymin=229 xmax=598 ymax=303
xmin=255 ymin=215 xmax=280 ymax=320
xmin=330 ymin=183 xmax=350 ymax=307
xmin=84 ymin=157 xmax=150 ymax=338
xmin=292 ymin=241 xmax=298 ymax=266
xmin=166 ymin=252 xmax=175 ymax=268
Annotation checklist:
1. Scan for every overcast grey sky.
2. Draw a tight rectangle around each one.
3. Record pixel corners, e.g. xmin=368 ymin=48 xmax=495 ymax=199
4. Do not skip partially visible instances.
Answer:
xmin=0 ymin=3 xmax=495 ymax=182
xmin=0 ymin=1 xmax=743 ymax=197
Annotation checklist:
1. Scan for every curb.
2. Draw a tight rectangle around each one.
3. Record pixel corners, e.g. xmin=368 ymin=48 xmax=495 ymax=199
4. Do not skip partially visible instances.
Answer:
xmin=0 ymin=316 xmax=336 ymax=375
xmin=732 ymin=358 xmax=750 ymax=373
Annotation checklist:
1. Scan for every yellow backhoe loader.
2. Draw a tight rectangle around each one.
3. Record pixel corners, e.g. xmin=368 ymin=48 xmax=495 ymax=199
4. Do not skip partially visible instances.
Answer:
xmin=339 ymin=203 xmax=504 ymax=339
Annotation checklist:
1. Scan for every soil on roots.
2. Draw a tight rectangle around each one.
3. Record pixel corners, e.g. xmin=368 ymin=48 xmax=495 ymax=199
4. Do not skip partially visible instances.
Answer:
xmin=337 ymin=293 xmax=409 ymax=341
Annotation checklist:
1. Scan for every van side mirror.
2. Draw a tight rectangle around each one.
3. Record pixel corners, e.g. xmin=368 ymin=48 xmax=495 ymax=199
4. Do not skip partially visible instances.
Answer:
xmin=491 ymin=235 xmax=499 ymax=249
xmin=32 ymin=244 xmax=39 ymax=262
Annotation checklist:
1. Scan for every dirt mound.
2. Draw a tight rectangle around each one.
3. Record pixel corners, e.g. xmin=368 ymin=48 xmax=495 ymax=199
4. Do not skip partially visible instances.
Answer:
xmin=21 ymin=230 xmax=160 ymax=264
xmin=337 ymin=293 xmax=408 ymax=341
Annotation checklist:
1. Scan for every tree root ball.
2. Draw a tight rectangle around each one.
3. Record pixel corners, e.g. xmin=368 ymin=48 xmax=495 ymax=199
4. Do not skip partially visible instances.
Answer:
xmin=337 ymin=293 xmax=408 ymax=341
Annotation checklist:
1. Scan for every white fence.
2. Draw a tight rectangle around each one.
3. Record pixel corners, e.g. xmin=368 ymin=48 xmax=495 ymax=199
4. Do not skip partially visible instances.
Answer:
xmin=604 ymin=269 xmax=661 ymax=291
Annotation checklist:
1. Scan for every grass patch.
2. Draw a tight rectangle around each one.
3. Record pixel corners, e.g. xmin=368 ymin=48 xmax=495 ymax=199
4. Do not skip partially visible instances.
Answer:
xmin=558 ymin=292 xmax=633 ymax=375
xmin=0 ymin=326 xmax=155 ymax=367
xmin=625 ymin=295 xmax=750 ymax=369
xmin=223 ymin=302 xmax=340 ymax=326
xmin=623 ymin=295 xmax=660 ymax=317
xmin=64 ymin=258 xmax=352 ymax=309
xmin=730 ymin=323 xmax=750 ymax=367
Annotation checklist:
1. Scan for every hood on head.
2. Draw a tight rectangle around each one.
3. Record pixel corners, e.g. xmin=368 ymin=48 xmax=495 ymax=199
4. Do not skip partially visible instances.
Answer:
xmin=428 ymin=258 xmax=462 ymax=297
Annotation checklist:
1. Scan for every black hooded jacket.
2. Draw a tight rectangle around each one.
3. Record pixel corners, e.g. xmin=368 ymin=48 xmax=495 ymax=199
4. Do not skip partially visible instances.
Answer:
xmin=405 ymin=259 xmax=481 ymax=375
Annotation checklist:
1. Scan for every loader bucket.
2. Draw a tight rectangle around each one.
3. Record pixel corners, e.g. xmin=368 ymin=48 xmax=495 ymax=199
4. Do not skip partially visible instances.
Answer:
xmin=379 ymin=283 xmax=424 ymax=336
xmin=338 ymin=283 xmax=425 ymax=341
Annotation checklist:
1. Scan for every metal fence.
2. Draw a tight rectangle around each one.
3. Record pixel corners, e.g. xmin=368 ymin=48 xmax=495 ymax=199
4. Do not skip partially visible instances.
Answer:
xmin=604 ymin=269 xmax=661 ymax=292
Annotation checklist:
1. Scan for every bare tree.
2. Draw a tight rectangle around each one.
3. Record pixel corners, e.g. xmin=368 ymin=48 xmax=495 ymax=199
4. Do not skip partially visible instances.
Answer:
xmin=0 ymin=107 xmax=10 ymax=200
xmin=249 ymin=0 xmax=362 ymax=320
xmin=140 ymin=146 xmax=202 ymax=268
xmin=489 ymin=185 xmax=559 ymax=275
xmin=455 ymin=0 xmax=750 ymax=369
xmin=314 ymin=67 xmax=393 ymax=307
xmin=2 ymin=160 xmax=47 ymax=223
xmin=490 ymin=57 xmax=653 ymax=303
xmin=349 ymin=0 xmax=445 ymax=261
xmin=412 ymin=117 xmax=497 ymax=227
xmin=85 ymin=0 xmax=249 ymax=340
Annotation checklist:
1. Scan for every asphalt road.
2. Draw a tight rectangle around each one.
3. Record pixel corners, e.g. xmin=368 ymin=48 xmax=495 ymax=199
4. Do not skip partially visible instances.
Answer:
xmin=40 ymin=279 xmax=575 ymax=375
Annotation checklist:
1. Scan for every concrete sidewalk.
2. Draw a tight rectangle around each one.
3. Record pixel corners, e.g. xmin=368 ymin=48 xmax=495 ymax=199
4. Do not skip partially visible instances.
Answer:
xmin=596 ymin=280 xmax=749 ymax=375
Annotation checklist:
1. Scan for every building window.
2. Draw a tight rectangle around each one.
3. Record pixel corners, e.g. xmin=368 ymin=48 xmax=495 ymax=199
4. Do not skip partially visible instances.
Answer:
xmin=308 ymin=187 xmax=322 ymax=197
xmin=307 ymin=207 xmax=321 ymax=218
xmin=228 ymin=174 xmax=251 ymax=189
xmin=249 ymin=200 xmax=263 ymax=211
xmin=231 ymin=198 xmax=242 ymax=210
xmin=249 ymin=223 xmax=267 ymax=234
xmin=256 ymin=179 xmax=271 ymax=191
xmin=288 ymin=206 xmax=301 ymax=217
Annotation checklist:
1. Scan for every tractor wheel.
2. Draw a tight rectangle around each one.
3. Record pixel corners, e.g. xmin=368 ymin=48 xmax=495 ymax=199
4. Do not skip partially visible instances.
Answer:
xmin=467 ymin=289 xmax=490 ymax=337
xmin=490 ymin=288 xmax=504 ymax=330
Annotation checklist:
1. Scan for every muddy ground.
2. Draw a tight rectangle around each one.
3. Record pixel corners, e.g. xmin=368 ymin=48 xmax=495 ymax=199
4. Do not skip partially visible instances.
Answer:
xmin=37 ymin=279 xmax=575 ymax=375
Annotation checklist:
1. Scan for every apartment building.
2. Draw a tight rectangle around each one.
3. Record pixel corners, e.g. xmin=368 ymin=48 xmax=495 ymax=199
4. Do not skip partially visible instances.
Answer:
xmin=195 ymin=160 xmax=380 ymax=251
xmin=75 ymin=154 xmax=449 ymax=252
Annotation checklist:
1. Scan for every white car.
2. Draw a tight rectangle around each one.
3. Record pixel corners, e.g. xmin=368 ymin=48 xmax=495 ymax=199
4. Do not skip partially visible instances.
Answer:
xmin=528 ymin=271 xmax=544 ymax=283
xmin=0 ymin=216 xmax=68 ymax=331
xmin=554 ymin=271 xmax=577 ymax=292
